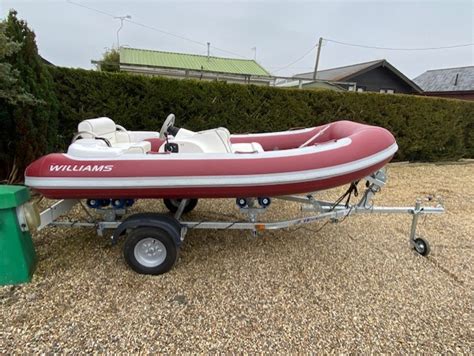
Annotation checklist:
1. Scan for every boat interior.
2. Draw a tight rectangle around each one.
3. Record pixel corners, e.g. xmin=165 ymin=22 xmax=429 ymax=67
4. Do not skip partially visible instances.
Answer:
xmin=69 ymin=116 xmax=266 ymax=157
xmin=68 ymin=113 xmax=343 ymax=158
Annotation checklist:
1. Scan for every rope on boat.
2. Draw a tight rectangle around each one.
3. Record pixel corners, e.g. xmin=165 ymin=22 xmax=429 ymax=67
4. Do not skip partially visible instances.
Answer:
xmin=290 ymin=181 xmax=360 ymax=234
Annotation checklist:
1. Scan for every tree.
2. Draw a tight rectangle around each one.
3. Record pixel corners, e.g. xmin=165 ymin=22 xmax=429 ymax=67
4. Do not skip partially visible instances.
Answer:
xmin=0 ymin=21 xmax=20 ymax=103
xmin=0 ymin=10 xmax=58 ymax=182
xmin=99 ymin=48 xmax=120 ymax=72
xmin=0 ymin=21 xmax=35 ymax=104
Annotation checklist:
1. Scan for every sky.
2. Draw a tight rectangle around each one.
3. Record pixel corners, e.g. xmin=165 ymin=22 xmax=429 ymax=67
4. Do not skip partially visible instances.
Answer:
xmin=1 ymin=0 xmax=473 ymax=78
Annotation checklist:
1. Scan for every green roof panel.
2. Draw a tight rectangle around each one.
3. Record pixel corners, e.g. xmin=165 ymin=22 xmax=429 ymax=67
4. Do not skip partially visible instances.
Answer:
xmin=120 ymin=48 xmax=270 ymax=77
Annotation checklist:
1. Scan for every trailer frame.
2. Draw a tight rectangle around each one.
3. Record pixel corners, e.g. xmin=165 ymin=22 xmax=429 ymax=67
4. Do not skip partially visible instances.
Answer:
xmin=36 ymin=169 xmax=445 ymax=274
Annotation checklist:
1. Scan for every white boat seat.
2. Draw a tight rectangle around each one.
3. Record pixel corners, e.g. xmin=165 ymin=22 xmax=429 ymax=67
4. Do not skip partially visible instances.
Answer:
xmin=67 ymin=139 xmax=151 ymax=158
xmin=161 ymin=127 xmax=265 ymax=154
xmin=78 ymin=117 xmax=131 ymax=143
xmin=194 ymin=128 xmax=233 ymax=153
xmin=162 ymin=127 xmax=233 ymax=153
xmin=77 ymin=117 xmax=157 ymax=153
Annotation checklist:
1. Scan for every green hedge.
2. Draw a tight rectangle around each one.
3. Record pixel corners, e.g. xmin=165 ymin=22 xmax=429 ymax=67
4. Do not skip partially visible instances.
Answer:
xmin=49 ymin=67 xmax=474 ymax=161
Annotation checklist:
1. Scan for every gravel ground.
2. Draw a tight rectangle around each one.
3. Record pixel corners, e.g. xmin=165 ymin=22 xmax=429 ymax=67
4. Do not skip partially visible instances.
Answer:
xmin=0 ymin=163 xmax=472 ymax=353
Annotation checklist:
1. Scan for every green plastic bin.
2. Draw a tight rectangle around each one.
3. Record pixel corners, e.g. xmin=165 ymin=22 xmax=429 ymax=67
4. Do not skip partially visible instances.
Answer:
xmin=0 ymin=185 xmax=37 ymax=285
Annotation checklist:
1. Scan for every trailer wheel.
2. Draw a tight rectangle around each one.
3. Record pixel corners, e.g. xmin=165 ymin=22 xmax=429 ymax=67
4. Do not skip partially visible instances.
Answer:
xmin=163 ymin=198 xmax=198 ymax=214
xmin=123 ymin=227 xmax=178 ymax=275
xmin=413 ymin=237 xmax=430 ymax=257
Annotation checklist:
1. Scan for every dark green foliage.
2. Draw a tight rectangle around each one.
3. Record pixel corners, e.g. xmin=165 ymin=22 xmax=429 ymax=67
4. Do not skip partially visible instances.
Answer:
xmin=99 ymin=48 xmax=119 ymax=72
xmin=0 ymin=21 xmax=32 ymax=104
xmin=0 ymin=11 xmax=58 ymax=182
xmin=49 ymin=66 xmax=474 ymax=161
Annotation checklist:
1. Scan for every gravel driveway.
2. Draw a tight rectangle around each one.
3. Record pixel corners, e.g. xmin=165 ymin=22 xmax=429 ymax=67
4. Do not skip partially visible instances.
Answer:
xmin=0 ymin=163 xmax=472 ymax=352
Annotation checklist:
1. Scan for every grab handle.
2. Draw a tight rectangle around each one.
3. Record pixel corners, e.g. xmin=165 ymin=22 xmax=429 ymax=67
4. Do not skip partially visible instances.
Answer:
xmin=299 ymin=125 xmax=331 ymax=148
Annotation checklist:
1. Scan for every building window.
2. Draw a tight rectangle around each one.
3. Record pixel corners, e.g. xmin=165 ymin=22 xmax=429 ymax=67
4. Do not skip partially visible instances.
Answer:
xmin=380 ymin=88 xmax=395 ymax=94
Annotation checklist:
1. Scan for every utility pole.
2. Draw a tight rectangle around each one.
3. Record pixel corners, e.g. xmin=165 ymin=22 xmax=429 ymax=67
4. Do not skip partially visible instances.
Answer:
xmin=115 ymin=15 xmax=131 ymax=48
xmin=312 ymin=37 xmax=323 ymax=80
xmin=207 ymin=42 xmax=210 ymax=61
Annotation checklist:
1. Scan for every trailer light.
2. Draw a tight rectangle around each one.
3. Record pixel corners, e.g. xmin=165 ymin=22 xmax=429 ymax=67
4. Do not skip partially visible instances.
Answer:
xmin=16 ymin=202 xmax=41 ymax=232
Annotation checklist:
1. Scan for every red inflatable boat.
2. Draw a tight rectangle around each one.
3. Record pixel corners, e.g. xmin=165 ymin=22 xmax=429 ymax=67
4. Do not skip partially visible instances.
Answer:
xmin=24 ymin=115 xmax=398 ymax=199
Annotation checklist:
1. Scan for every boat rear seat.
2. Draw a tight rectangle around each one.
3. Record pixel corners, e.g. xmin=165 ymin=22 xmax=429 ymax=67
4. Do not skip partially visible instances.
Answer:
xmin=67 ymin=139 xmax=148 ymax=158
xmin=77 ymin=117 xmax=154 ymax=153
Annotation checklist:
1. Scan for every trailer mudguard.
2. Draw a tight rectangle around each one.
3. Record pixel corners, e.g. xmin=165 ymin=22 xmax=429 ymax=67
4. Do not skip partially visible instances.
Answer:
xmin=111 ymin=212 xmax=182 ymax=246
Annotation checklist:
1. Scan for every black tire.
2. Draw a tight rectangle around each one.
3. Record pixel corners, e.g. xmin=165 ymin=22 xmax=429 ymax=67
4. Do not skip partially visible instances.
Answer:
xmin=413 ymin=237 xmax=430 ymax=257
xmin=123 ymin=227 xmax=178 ymax=275
xmin=236 ymin=198 xmax=248 ymax=208
xmin=258 ymin=197 xmax=271 ymax=207
xmin=163 ymin=198 xmax=198 ymax=214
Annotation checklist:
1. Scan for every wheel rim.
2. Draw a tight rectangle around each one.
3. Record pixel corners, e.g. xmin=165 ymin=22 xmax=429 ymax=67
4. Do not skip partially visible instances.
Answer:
xmin=415 ymin=241 xmax=425 ymax=254
xmin=134 ymin=238 xmax=167 ymax=268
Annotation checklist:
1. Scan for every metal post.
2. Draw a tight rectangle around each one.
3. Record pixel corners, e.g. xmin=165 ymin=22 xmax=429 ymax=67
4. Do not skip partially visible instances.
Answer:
xmin=175 ymin=199 xmax=189 ymax=220
xmin=312 ymin=37 xmax=323 ymax=80
xmin=114 ymin=15 xmax=131 ymax=48
xmin=409 ymin=199 xmax=422 ymax=243
xmin=116 ymin=19 xmax=122 ymax=48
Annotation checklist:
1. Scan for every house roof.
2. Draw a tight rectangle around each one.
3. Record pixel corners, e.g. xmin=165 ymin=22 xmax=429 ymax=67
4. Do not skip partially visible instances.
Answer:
xmin=295 ymin=59 xmax=383 ymax=81
xmin=119 ymin=47 xmax=271 ymax=77
xmin=413 ymin=66 xmax=474 ymax=92
xmin=295 ymin=59 xmax=422 ymax=93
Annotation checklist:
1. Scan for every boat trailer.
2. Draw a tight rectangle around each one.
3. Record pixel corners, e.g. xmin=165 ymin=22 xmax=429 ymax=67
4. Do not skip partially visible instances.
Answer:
xmin=35 ymin=169 xmax=445 ymax=275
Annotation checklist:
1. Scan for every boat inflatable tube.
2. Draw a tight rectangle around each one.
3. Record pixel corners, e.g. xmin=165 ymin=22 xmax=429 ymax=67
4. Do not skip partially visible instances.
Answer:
xmin=25 ymin=120 xmax=397 ymax=199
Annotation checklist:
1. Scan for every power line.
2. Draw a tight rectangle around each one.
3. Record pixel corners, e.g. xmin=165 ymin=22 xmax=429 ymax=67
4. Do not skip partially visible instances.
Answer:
xmin=210 ymin=45 xmax=247 ymax=59
xmin=272 ymin=42 xmax=319 ymax=73
xmin=271 ymin=41 xmax=329 ymax=73
xmin=66 ymin=0 xmax=116 ymax=18
xmin=67 ymin=0 xmax=202 ymax=46
xmin=325 ymin=38 xmax=474 ymax=51
xmin=126 ymin=18 xmax=247 ymax=58
xmin=66 ymin=0 xmax=247 ymax=58
xmin=273 ymin=36 xmax=474 ymax=73
xmin=125 ymin=19 xmax=208 ymax=48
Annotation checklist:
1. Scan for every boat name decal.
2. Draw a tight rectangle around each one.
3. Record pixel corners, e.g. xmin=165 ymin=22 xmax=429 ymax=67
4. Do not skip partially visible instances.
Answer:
xmin=49 ymin=164 xmax=114 ymax=172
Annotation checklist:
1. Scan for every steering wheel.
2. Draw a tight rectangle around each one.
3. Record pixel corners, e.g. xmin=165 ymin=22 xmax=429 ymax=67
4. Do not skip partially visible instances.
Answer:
xmin=71 ymin=131 xmax=112 ymax=147
xmin=159 ymin=113 xmax=176 ymax=139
